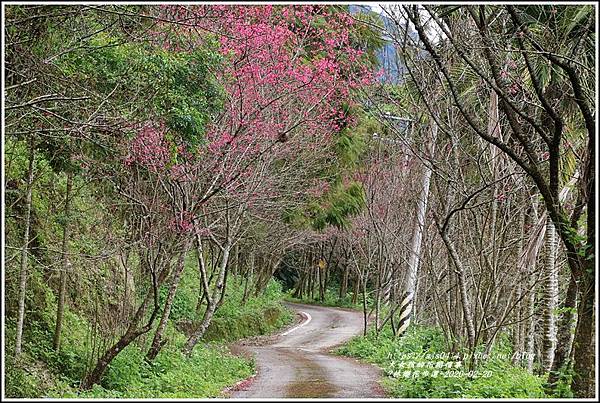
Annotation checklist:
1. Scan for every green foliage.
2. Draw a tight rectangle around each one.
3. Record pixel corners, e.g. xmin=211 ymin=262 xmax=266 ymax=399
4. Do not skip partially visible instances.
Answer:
xmin=56 ymin=29 xmax=224 ymax=151
xmin=334 ymin=113 xmax=375 ymax=167
xmin=346 ymin=10 xmax=386 ymax=68
xmin=4 ymin=301 xmax=92 ymax=397
xmin=337 ymin=325 xmax=546 ymax=398
xmin=205 ymin=278 xmax=294 ymax=341
xmin=4 ymin=267 xmax=292 ymax=398
xmin=549 ymin=365 xmax=575 ymax=398
xmin=281 ymin=106 xmax=376 ymax=232
xmin=286 ymin=286 xmax=367 ymax=310
xmin=5 ymin=358 xmax=45 ymax=398
xmin=51 ymin=341 xmax=253 ymax=398
xmin=307 ymin=180 xmax=366 ymax=231
xmin=156 ymin=255 xmax=198 ymax=323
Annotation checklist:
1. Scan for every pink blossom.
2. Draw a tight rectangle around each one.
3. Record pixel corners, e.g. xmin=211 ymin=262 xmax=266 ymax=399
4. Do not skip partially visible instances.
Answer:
xmin=124 ymin=122 xmax=171 ymax=172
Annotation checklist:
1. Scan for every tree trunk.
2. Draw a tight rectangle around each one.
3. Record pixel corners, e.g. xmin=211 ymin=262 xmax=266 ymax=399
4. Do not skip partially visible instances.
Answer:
xmin=441 ymin=230 xmax=476 ymax=350
xmin=374 ymin=265 xmax=381 ymax=334
xmin=216 ymin=261 xmax=230 ymax=309
xmin=146 ymin=238 xmax=192 ymax=361
xmin=381 ymin=261 xmax=393 ymax=305
xmin=232 ymin=243 xmax=239 ymax=275
xmin=242 ymin=252 xmax=254 ymax=304
xmin=255 ymin=256 xmax=283 ymax=296
xmin=15 ymin=139 xmax=35 ymax=358
xmin=361 ymin=274 xmax=368 ymax=336
xmin=309 ymin=266 xmax=315 ymax=300
xmin=397 ymin=120 xmax=437 ymax=336
xmin=524 ymin=284 xmax=537 ymax=372
xmin=546 ymin=274 xmax=578 ymax=391
xmin=318 ymin=264 xmax=325 ymax=302
xmin=195 ymin=241 xmax=210 ymax=314
xmin=570 ymin=267 xmax=595 ymax=397
xmin=81 ymin=263 xmax=167 ymax=389
xmin=541 ymin=219 xmax=559 ymax=372
xmin=351 ymin=274 xmax=359 ymax=305
xmin=81 ymin=330 xmax=137 ymax=390
xmin=182 ymin=242 xmax=230 ymax=356
xmin=340 ymin=264 xmax=349 ymax=299
xmin=512 ymin=208 xmax=526 ymax=364
xmin=53 ymin=171 xmax=73 ymax=352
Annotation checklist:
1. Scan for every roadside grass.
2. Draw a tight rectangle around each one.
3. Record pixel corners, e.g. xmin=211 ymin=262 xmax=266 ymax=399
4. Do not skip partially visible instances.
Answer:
xmin=204 ymin=276 xmax=294 ymax=341
xmin=335 ymin=325 xmax=549 ymax=398
xmin=285 ymin=286 xmax=368 ymax=310
xmin=4 ymin=259 xmax=293 ymax=398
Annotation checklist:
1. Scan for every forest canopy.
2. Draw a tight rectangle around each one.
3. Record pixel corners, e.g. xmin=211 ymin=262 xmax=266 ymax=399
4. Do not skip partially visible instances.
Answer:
xmin=3 ymin=3 xmax=596 ymax=399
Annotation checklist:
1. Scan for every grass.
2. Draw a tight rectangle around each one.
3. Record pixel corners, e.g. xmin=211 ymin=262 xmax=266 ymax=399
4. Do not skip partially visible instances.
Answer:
xmin=4 ymin=259 xmax=293 ymax=398
xmin=55 ymin=331 xmax=255 ymax=398
xmin=285 ymin=285 xmax=367 ymax=310
xmin=336 ymin=324 xmax=548 ymax=398
xmin=206 ymin=276 xmax=294 ymax=341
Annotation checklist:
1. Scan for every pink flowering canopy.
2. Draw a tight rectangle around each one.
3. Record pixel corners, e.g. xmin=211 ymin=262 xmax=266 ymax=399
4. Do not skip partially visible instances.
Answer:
xmin=145 ymin=5 xmax=374 ymax=159
xmin=124 ymin=5 xmax=376 ymax=231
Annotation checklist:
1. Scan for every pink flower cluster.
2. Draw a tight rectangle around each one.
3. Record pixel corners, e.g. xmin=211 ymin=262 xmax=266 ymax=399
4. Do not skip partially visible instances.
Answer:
xmin=137 ymin=6 xmax=378 ymax=213
xmin=161 ymin=5 xmax=374 ymax=161
xmin=168 ymin=210 xmax=195 ymax=234
xmin=124 ymin=123 xmax=171 ymax=172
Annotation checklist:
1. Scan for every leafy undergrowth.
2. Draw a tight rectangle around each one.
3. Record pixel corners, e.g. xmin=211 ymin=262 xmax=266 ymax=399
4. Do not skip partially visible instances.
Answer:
xmin=5 ymin=266 xmax=292 ymax=398
xmin=285 ymin=286 xmax=368 ymax=310
xmin=60 ymin=333 xmax=254 ymax=398
xmin=203 ymin=277 xmax=294 ymax=341
xmin=336 ymin=325 xmax=548 ymax=398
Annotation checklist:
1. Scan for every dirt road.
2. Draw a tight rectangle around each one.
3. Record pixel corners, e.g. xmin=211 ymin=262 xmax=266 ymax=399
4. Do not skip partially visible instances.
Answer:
xmin=227 ymin=302 xmax=385 ymax=398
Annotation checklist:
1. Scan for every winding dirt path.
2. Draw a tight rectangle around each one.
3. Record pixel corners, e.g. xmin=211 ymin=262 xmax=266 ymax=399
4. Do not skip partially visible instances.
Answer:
xmin=226 ymin=302 xmax=385 ymax=398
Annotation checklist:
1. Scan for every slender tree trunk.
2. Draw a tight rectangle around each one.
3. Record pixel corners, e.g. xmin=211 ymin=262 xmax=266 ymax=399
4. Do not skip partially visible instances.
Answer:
xmin=81 ymin=262 xmax=168 ymax=389
xmin=546 ymin=275 xmax=578 ymax=390
xmin=440 ymin=230 xmax=476 ymax=350
xmin=146 ymin=238 xmax=192 ymax=361
xmin=361 ymin=274 xmax=368 ymax=336
xmin=217 ymin=262 xmax=230 ymax=309
xmin=15 ymin=139 xmax=35 ymax=358
xmin=292 ymin=273 xmax=304 ymax=299
xmin=182 ymin=242 xmax=231 ymax=356
xmin=351 ymin=274 xmax=359 ymax=305
xmin=512 ymin=208 xmax=526 ymax=364
xmin=232 ymin=244 xmax=239 ymax=275
xmin=256 ymin=256 xmax=283 ymax=296
xmin=53 ymin=172 xmax=73 ymax=351
xmin=541 ymin=219 xmax=559 ymax=372
xmin=82 ymin=330 xmax=138 ymax=389
xmin=571 ymin=267 xmax=595 ymax=397
xmin=242 ymin=252 xmax=253 ymax=304
xmin=309 ymin=266 xmax=315 ymax=300
xmin=390 ymin=307 xmax=397 ymax=336
xmin=196 ymin=246 xmax=209 ymax=313
xmin=374 ymin=265 xmax=382 ymax=334
xmin=319 ymin=264 xmax=325 ymax=302
xmin=524 ymin=274 xmax=537 ymax=372
xmin=397 ymin=120 xmax=437 ymax=336
xmin=381 ymin=261 xmax=393 ymax=305
xmin=340 ymin=264 xmax=349 ymax=299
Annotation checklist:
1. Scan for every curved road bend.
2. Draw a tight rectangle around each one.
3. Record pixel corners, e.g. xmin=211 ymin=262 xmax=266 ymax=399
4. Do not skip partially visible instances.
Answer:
xmin=228 ymin=302 xmax=385 ymax=398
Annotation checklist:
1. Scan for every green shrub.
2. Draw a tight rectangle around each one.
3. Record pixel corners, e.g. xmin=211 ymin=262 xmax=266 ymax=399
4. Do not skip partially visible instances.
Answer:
xmin=5 ymin=358 xmax=44 ymax=398
xmin=338 ymin=325 xmax=545 ymax=398
xmin=63 ymin=342 xmax=253 ymax=398
xmin=548 ymin=365 xmax=574 ymax=398
xmin=7 ymin=270 xmax=292 ymax=398
xmin=285 ymin=284 xmax=371 ymax=310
